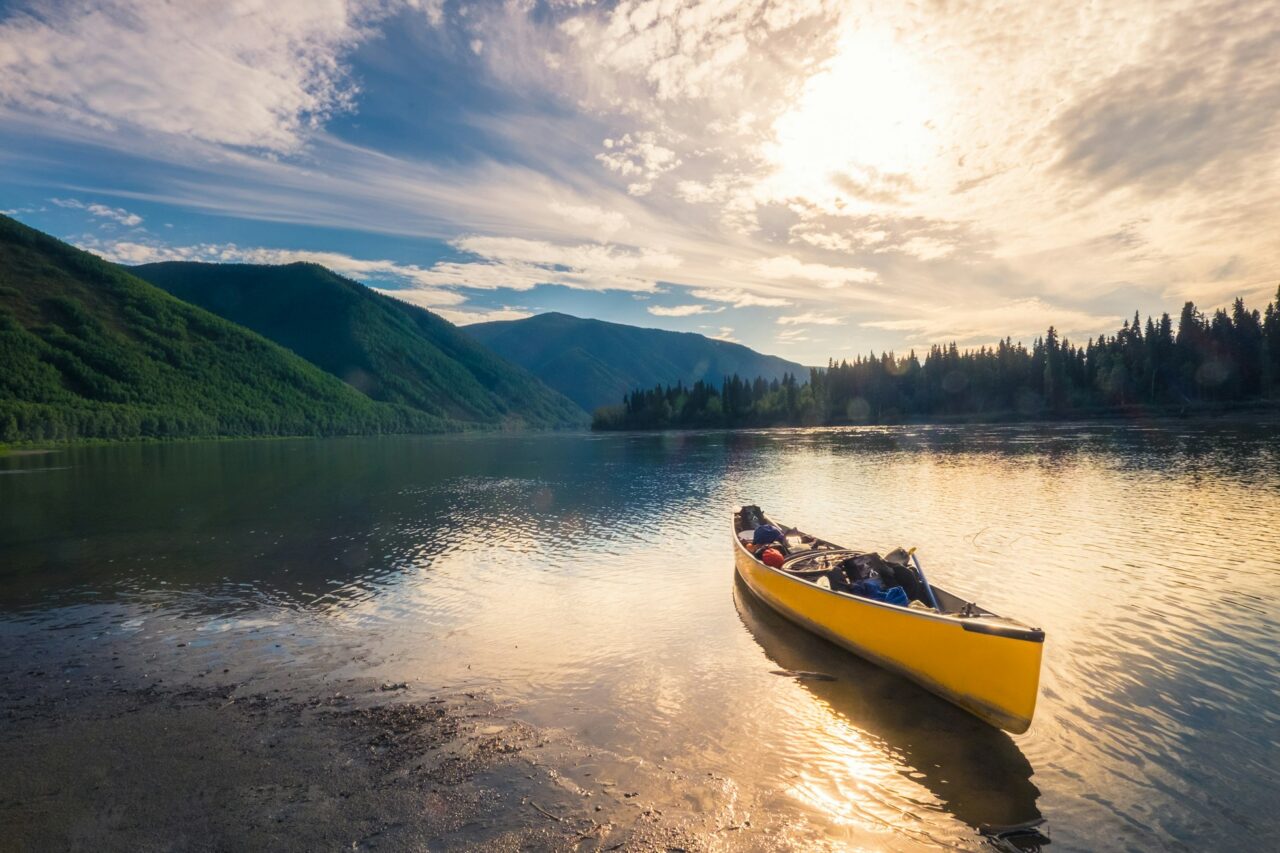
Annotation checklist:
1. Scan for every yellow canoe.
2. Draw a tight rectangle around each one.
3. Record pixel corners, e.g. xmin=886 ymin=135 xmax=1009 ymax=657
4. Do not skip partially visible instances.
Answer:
xmin=734 ymin=508 xmax=1044 ymax=733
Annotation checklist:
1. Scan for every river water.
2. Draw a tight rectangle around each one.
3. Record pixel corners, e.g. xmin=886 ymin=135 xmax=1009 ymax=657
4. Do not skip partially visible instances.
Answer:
xmin=2 ymin=423 xmax=1278 ymax=850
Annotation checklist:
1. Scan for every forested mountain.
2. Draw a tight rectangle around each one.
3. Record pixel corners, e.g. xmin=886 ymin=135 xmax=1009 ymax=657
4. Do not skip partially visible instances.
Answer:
xmin=131 ymin=262 xmax=586 ymax=429
xmin=0 ymin=214 xmax=451 ymax=442
xmin=464 ymin=312 xmax=808 ymax=413
xmin=596 ymin=291 xmax=1280 ymax=430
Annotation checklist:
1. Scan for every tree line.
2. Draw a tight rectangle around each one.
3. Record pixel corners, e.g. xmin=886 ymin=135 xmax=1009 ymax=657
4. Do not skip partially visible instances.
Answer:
xmin=592 ymin=288 xmax=1280 ymax=430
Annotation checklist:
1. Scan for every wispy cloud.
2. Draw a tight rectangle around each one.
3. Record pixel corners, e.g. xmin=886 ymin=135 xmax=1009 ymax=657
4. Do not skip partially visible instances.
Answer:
xmin=862 ymin=299 xmax=1121 ymax=346
xmin=4 ymin=0 xmax=1277 ymax=365
xmin=0 ymin=0 xmax=377 ymax=151
xmin=596 ymin=132 xmax=681 ymax=197
xmin=85 ymin=230 xmax=541 ymax=327
xmin=1052 ymin=2 xmax=1280 ymax=198
xmin=776 ymin=327 xmax=812 ymax=343
xmin=777 ymin=312 xmax=845 ymax=327
xmin=647 ymin=303 xmax=722 ymax=317
xmin=690 ymin=288 xmax=791 ymax=308
xmin=423 ymin=237 xmax=679 ymax=293
xmin=548 ymin=202 xmax=629 ymax=238
xmin=89 ymin=239 xmax=463 ymax=306
xmin=395 ymin=302 xmax=532 ymax=326
xmin=51 ymin=197 xmax=143 ymax=226
xmin=755 ymin=255 xmax=878 ymax=289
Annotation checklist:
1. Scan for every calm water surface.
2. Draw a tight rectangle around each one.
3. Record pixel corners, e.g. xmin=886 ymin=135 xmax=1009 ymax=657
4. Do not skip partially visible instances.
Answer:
xmin=2 ymin=423 xmax=1278 ymax=850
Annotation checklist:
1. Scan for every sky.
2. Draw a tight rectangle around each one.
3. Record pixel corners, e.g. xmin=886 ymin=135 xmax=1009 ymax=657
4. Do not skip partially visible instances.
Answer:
xmin=1 ymin=0 xmax=1277 ymax=366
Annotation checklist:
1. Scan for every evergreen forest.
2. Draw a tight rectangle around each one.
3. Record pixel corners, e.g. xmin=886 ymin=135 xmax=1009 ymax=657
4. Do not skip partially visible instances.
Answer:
xmin=593 ymin=289 xmax=1280 ymax=430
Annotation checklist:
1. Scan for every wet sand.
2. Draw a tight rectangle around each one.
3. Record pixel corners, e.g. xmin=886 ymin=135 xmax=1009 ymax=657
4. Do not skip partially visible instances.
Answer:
xmin=0 ymin=658 xmax=773 ymax=852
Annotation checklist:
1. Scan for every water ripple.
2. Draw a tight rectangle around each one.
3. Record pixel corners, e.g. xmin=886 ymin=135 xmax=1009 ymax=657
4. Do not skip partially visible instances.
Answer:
xmin=1 ymin=423 xmax=1278 ymax=850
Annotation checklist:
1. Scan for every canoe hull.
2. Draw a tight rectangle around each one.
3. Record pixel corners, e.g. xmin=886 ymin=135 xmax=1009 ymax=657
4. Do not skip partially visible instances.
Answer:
xmin=734 ymin=538 xmax=1042 ymax=733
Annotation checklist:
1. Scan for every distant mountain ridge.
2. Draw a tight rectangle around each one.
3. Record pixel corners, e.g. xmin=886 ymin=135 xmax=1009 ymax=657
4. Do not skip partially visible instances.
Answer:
xmin=131 ymin=262 xmax=587 ymax=429
xmin=0 ymin=214 xmax=448 ymax=442
xmin=464 ymin=312 xmax=808 ymax=413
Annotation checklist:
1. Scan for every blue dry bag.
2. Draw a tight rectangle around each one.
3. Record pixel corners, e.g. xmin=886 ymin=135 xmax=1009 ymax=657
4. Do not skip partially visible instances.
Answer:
xmin=851 ymin=578 xmax=909 ymax=607
xmin=752 ymin=524 xmax=784 ymax=546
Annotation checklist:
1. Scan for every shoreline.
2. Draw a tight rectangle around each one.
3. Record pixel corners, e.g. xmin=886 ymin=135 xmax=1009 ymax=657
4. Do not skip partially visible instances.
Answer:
xmin=5 ymin=399 xmax=1279 ymax=454
xmin=0 ymin=424 xmax=589 ymax=454
xmin=591 ymin=398 xmax=1280 ymax=433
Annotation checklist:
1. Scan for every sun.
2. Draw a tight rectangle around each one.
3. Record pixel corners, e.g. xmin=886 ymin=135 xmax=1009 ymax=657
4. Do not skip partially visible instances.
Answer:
xmin=763 ymin=27 xmax=942 ymax=212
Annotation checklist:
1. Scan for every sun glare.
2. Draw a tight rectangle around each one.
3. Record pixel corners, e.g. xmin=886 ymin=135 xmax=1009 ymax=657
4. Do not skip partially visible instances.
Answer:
xmin=765 ymin=28 xmax=941 ymax=211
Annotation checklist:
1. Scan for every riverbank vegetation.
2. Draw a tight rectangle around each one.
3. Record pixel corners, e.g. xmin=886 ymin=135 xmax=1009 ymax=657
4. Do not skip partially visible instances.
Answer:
xmin=593 ymin=288 xmax=1280 ymax=430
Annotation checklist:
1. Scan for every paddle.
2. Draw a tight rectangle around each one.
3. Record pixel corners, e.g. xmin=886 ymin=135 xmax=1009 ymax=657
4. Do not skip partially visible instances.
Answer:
xmin=908 ymin=547 xmax=943 ymax=612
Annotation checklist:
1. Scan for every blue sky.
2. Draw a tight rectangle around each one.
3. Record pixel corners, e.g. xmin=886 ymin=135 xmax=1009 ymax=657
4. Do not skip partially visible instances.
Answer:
xmin=2 ymin=0 xmax=1277 ymax=366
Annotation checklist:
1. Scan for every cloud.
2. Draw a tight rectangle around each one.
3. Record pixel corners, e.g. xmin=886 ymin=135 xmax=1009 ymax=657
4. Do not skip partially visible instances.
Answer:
xmin=689 ymin=288 xmax=791 ymax=308
xmin=862 ymin=298 xmax=1121 ymax=346
xmin=405 ymin=0 xmax=445 ymax=29
xmin=647 ymin=303 xmax=722 ymax=317
xmin=388 ymin=300 xmax=533 ymax=326
xmin=0 ymin=0 xmax=377 ymax=151
xmin=755 ymin=255 xmax=878 ymax=289
xmin=596 ymin=132 xmax=681 ymax=196
xmin=452 ymin=236 xmax=677 ymax=271
xmin=545 ymin=0 xmax=1280 ymax=347
xmin=86 ymin=204 xmax=143 ymax=227
xmin=9 ymin=0 xmax=1279 ymax=365
xmin=675 ymin=178 xmax=730 ymax=204
xmin=777 ymin=312 xmax=845 ymax=326
xmin=791 ymin=230 xmax=857 ymax=252
xmin=548 ymin=202 xmax=629 ymax=237
xmin=425 ymin=237 xmax=679 ymax=293
xmin=1052 ymin=2 xmax=1280 ymax=197
xmin=51 ymin=197 xmax=143 ymax=227
xmin=92 ymin=233 xmax=684 ymax=308
xmin=562 ymin=0 xmax=838 ymax=104
xmin=89 ymin=239 xmax=464 ymax=306
xmin=896 ymin=236 xmax=954 ymax=261
xmin=705 ymin=326 xmax=739 ymax=343
xmin=830 ymin=168 xmax=918 ymax=206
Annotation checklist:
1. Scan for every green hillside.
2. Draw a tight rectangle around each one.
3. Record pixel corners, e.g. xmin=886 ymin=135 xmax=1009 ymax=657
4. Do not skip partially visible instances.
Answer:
xmin=132 ymin=262 xmax=587 ymax=429
xmin=0 ymin=214 xmax=452 ymax=442
xmin=465 ymin=312 xmax=809 ymax=413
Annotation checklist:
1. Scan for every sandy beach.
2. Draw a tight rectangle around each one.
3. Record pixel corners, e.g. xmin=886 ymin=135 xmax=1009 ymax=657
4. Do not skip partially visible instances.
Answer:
xmin=1 ymin=663 xmax=736 ymax=852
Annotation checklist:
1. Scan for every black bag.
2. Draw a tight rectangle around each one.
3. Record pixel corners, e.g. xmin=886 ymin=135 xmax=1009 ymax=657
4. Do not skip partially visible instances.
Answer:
xmin=827 ymin=554 xmax=874 ymax=593
xmin=840 ymin=552 xmax=925 ymax=602
xmin=740 ymin=505 xmax=764 ymax=530
xmin=880 ymin=560 xmax=926 ymax=603
xmin=838 ymin=553 xmax=886 ymax=581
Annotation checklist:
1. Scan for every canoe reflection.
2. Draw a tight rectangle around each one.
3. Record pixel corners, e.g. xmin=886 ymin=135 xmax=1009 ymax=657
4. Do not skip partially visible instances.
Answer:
xmin=733 ymin=574 xmax=1043 ymax=831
